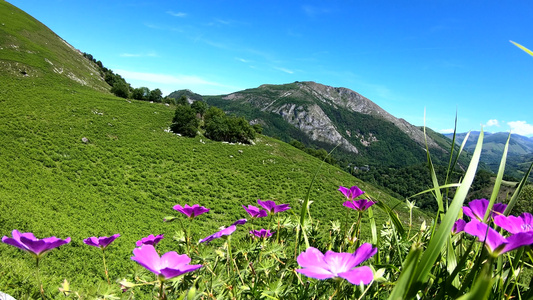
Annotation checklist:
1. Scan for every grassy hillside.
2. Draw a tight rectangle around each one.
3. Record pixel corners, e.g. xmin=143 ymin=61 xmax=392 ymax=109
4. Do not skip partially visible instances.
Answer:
xmin=0 ymin=2 xmax=430 ymax=295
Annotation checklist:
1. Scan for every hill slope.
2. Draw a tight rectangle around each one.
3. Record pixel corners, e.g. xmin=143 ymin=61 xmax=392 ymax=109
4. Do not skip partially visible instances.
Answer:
xmin=0 ymin=1 xmax=427 ymax=295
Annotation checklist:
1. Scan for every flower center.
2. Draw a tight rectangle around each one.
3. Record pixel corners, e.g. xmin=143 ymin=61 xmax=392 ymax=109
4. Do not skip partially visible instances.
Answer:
xmin=521 ymin=224 xmax=532 ymax=232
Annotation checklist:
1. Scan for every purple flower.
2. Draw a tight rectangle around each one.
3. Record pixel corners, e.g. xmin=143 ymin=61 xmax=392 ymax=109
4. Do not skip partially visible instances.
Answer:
xmin=83 ymin=234 xmax=120 ymax=249
xmin=131 ymin=245 xmax=202 ymax=281
xmin=199 ymin=219 xmax=247 ymax=244
xmin=494 ymin=212 xmax=533 ymax=234
xmin=464 ymin=221 xmax=533 ymax=255
xmin=2 ymin=230 xmax=71 ymax=258
xmin=452 ymin=219 xmax=467 ymax=234
xmin=136 ymin=234 xmax=164 ymax=247
xmin=296 ymin=243 xmax=377 ymax=285
xmin=338 ymin=186 xmax=365 ymax=200
xmin=463 ymin=199 xmax=507 ymax=222
xmin=257 ymin=199 xmax=291 ymax=214
xmin=232 ymin=219 xmax=247 ymax=226
xmin=173 ymin=204 xmax=210 ymax=218
xmin=250 ymin=229 xmax=273 ymax=239
xmin=242 ymin=205 xmax=268 ymax=219
xmin=343 ymin=199 xmax=374 ymax=212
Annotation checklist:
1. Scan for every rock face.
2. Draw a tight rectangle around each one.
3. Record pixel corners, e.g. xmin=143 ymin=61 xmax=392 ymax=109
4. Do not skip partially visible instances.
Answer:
xmin=220 ymin=81 xmax=441 ymax=155
xmin=273 ymin=103 xmax=359 ymax=153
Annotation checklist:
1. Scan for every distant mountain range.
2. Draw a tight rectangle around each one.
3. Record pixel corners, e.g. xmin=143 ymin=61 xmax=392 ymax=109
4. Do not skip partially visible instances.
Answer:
xmin=444 ymin=132 xmax=533 ymax=179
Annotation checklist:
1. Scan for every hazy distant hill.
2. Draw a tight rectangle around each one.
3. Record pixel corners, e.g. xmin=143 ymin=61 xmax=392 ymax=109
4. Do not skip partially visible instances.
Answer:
xmin=444 ymin=131 xmax=533 ymax=179
xmin=199 ymin=81 xmax=453 ymax=169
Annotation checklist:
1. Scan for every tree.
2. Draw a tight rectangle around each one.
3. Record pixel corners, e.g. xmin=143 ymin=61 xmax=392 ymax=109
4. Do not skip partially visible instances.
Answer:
xmin=149 ymin=88 xmax=163 ymax=102
xmin=176 ymin=95 xmax=189 ymax=106
xmin=131 ymin=87 xmax=150 ymax=100
xmin=191 ymin=100 xmax=209 ymax=117
xmin=111 ymin=82 xmax=129 ymax=98
xmin=170 ymin=105 xmax=199 ymax=137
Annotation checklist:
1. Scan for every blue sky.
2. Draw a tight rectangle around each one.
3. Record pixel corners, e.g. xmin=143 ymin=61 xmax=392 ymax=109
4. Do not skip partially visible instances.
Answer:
xmin=8 ymin=0 xmax=533 ymax=136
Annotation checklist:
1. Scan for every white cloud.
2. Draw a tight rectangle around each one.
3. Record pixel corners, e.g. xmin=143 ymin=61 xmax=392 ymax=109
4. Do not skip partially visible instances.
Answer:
xmin=112 ymin=69 xmax=242 ymax=96
xmin=439 ymin=129 xmax=455 ymax=134
xmin=507 ymin=121 xmax=533 ymax=136
xmin=485 ymin=119 xmax=500 ymax=127
xmin=167 ymin=11 xmax=187 ymax=17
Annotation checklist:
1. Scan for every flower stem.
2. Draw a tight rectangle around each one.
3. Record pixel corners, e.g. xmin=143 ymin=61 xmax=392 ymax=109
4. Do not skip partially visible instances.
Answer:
xmin=276 ymin=214 xmax=281 ymax=243
xmin=35 ymin=256 xmax=45 ymax=299
xmin=102 ymin=248 xmax=111 ymax=285
xmin=342 ymin=208 xmax=350 ymax=251
xmin=159 ymin=279 xmax=167 ymax=300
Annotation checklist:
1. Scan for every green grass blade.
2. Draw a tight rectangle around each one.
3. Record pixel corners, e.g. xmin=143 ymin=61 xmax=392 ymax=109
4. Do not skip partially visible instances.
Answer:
xmin=387 ymin=245 xmax=423 ymax=300
xmin=511 ymin=40 xmax=533 ymax=57
xmin=446 ymin=236 xmax=460 ymax=289
xmin=483 ymin=132 xmax=510 ymax=222
xmin=456 ymin=263 xmax=494 ymax=300
xmin=407 ymin=129 xmax=484 ymax=297
xmin=407 ymin=183 xmax=461 ymax=200
xmin=504 ymin=161 xmax=533 ymax=216
xmin=444 ymin=112 xmax=459 ymax=186
xmin=372 ymin=196 xmax=405 ymax=238
xmin=424 ymin=122 xmax=444 ymax=213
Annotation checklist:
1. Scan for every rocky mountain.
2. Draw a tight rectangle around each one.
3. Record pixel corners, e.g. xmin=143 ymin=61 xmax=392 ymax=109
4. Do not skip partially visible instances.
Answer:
xmin=201 ymin=81 xmax=449 ymax=168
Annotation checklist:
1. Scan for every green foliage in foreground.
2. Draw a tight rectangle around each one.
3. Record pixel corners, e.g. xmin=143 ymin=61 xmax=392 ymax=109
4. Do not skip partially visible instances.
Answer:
xmin=0 ymin=75 xmax=426 ymax=297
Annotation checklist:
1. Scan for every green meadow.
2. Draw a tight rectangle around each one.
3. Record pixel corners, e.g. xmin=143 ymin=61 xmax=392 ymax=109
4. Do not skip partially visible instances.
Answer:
xmin=0 ymin=73 xmax=427 ymax=294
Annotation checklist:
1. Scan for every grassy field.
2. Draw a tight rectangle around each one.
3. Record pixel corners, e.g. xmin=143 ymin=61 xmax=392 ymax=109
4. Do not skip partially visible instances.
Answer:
xmin=0 ymin=77 xmax=431 ymax=294
xmin=0 ymin=2 xmax=433 ymax=295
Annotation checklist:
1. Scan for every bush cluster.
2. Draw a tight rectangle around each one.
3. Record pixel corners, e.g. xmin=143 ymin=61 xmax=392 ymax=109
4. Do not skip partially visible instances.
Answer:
xmin=170 ymin=96 xmax=260 ymax=144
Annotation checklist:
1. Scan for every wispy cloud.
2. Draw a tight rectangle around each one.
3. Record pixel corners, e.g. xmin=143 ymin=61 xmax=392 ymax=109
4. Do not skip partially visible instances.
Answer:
xmin=302 ymin=5 xmax=333 ymax=17
xmin=167 ymin=11 xmax=187 ymax=17
xmin=120 ymin=52 xmax=158 ymax=58
xmin=274 ymin=67 xmax=294 ymax=74
xmin=236 ymin=57 xmax=251 ymax=63
xmin=507 ymin=120 xmax=533 ymax=136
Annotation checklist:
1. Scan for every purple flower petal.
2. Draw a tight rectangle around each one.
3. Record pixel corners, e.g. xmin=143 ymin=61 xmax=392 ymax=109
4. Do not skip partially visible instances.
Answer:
xmin=463 ymin=199 xmax=507 ymax=222
xmin=338 ymin=186 xmax=365 ymax=200
xmin=452 ymin=219 xmax=467 ymax=234
xmin=136 ymin=234 xmax=164 ymax=247
xmin=257 ymin=199 xmax=276 ymax=212
xmin=257 ymin=199 xmax=291 ymax=214
xmin=464 ymin=221 xmax=508 ymax=254
xmin=296 ymin=244 xmax=376 ymax=285
xmin=2 ymin=230 xmax=70 ymax=257
xmin=83 ymin=234 xmax=120 ymax=249
xmin=173 ymin=204 xmax=210 ymax=218
xmin=338 ymin=266 xmax=374 ymax=285
xmin=503 ymin=232 xmax=533 ymax=253
xmin=242 ymin=205 xmax=268 ymax=218
xmin=343 ymin=199 xmax=374 ymax=212
xmin=231 ymin=219 xmax=247 ymax=226
xmin=250 ymin=229 xmax=273 ymax=238
xmin=494 ymin=212 xmax=533 ymax=234
xmin=131 ymin=245 xmax=201 ymax=281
